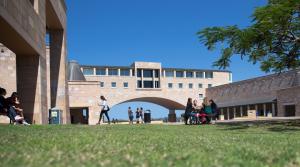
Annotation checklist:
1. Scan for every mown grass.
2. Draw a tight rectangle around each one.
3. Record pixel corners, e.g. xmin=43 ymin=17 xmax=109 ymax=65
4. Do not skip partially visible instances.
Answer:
xmin=0 ymin=124 xmax=300 ymax=167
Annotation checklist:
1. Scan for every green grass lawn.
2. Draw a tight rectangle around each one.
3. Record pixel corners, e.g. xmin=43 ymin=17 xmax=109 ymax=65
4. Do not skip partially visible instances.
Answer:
xmin=0 ymin=123 xmax=300 ymax=167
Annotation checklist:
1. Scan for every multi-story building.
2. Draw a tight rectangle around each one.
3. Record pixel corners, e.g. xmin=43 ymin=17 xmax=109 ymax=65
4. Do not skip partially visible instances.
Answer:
xmin=206 ymin=70 xmax=300 ymax=119
xmin=68 ymin=61 xmax=232 ymax=124
xmin=0 ymin=0 xmax=69 ymax=124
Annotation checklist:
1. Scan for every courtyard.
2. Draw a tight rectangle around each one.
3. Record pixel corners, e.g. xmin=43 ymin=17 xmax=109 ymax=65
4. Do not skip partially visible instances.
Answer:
xmin=0 ymin=123 xmax=300 ymax=167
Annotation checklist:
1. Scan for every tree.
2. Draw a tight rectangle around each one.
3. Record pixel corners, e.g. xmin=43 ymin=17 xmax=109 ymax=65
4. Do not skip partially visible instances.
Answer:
xmin=197 ymin=0 xmax=300 ymax=72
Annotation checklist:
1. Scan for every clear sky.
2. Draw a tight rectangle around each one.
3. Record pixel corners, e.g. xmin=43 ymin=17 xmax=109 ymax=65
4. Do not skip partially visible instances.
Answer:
xmin=66 ymin=0 xmax=268 ymax=120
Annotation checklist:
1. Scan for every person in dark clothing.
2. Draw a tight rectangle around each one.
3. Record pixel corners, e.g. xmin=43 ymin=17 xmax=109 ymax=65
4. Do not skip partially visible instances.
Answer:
xmin=184 ymin=98 xmax=193 ymax=125
xmin=97 ymin=96 xmax=110 ymax=125
xmin=136 ymin=108 xmax=140 ymax=124
xmin=0 ymin=87 xmax=7 ymax=113
xmin=209 ymin=99 xmax=218 ymax=121
xmin=6 ymin=92 xmax=24 ymax=124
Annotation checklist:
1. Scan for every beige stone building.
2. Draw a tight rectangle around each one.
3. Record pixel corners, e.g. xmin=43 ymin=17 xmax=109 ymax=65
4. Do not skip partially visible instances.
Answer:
xmin=68 ymin=61 xmax=232 ymax=124
xmin=206 ymin=70 xmax=300 ymax=120
xmin=0 ymin=0 xmax=69 ymax=124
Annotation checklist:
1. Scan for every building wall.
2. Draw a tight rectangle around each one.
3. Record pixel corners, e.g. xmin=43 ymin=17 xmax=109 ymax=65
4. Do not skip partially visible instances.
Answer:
xmin=0 ymin=0 xmax=69 ymax=124
xmin=277 ymin=86 xmax=300 ymax=117
xmin=206 ymin=70 xmax=300 ymax=118
xmin=69 ymin=62 xmax=231 ymax=124
xmin=0 ymin=44 xmax=16 ymax=95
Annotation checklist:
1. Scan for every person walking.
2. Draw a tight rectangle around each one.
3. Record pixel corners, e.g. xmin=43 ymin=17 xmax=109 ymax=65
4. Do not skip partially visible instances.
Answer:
xmin=184 ymin=98 xmax=193 ymax=125
xmin=97 ymin=96 xmax=110 ymax=125
xmin=128 ymin=107 xmax=133 ymax=124
xmin=139 ymin=107 xmax=144 ymax=124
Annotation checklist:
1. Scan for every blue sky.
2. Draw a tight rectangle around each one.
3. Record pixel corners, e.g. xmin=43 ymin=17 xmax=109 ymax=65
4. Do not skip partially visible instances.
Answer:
xmin=66 ymin=0 xmax=268 ymax=120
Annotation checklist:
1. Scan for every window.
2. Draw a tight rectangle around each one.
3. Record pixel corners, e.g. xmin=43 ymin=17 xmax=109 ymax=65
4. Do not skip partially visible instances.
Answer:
xmin=176 ymin=71 xmax=184 ymax=78
xmin=196 ymin=72 xmax=204 ymax=78
xmin=82 ymin=68 xmax=94 ymax=75
xmin=137 ymin=69 xmax=142 ymax=77
xmin=198 ymin=83 xmax=203 ymax=88
xmin=111 ymin=82 xmax=117 ymax=88
xmin=186 ymin=71 xmax=194 ymax=78
xmin=178 ymin=83 xmax=183 ymax=89
xmin=120 ymin=69 xmax=130 ymax=76
xmin=108 ymin=69 xmax=118 ymax=76
xmin=123 ymin=82 xmax=128 ymax=88
xmin=100 ymin=82 xmax=104 ymax=88
xmin=189 ymin=83 xmax=193 ymax=89
xmin=137 ymin=80 xmax=142 ymax=88
xmin=199 ymin=94 xmax=204 ymax=99
xmin=168 ymin=83 xmax=173 ymax=88
xmin=208 ymin=84 xmax=213 ymax=88
xmin=205 ymin=71 xmax=213 ymax=78
xmin=154 ymin=70 xmax=159 ymax=78
xmin=165 ymin=70 xmax=174 ymax=77
xmin=96 ymin=68 xmax=106 ymax=75
xmin=143 ymin=70 xmax=153 ymax=78
xmin=143 ymin=81 xmax=154 ymax=88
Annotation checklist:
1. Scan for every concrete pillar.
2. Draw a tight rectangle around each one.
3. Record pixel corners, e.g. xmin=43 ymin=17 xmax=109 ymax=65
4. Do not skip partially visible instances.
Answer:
xmin=17 ymin=54 xmax=48 ymax=124
xmin=233 ymin=107 xmax=236 ymax=119
xmin=168 ymin=109 xmax=176 ymax=122
xmin=203 ymin=71 xmax=206 ymax=78
xmin=272 ymin=103 xmax=276 ymax=117
xmin=152 ymin=70 xmax=155 ymax=88
xmin=240 ymin=106 xmax=243 ymax=117
xmin=129 ymin=69 xmax=133 ymax=77
xmin=93 ymin=68 xmax=96 ymax=76
xmin=49 ymin=30 xmax=70 ymax=124
xmin=263 ymin=103 xmax=267 ymax=117
xmin=227 ymin=107 xmax=230 ymax=120
xmin=105 ymin=68 xmax=108 ymax=76
xmin=173 ymin=70 xmax=176 ymax=78
xmin=141 ymin=69 xmax=144 ymax=88
xmin=163 ymin=70 xmax=166 ymax=78
xmin=118 ymin=68 xmax=121 ymax=76
xmin=183 ymin=71 xmax=186 ymax=78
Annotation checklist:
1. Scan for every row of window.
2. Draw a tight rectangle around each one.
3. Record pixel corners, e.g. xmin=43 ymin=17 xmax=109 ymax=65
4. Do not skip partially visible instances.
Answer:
xmin=164 ymin=71 xmax=213 ymax=78
xmin=99 ymin=82 xmax=212 ymax=89
xmin=100 ymin=82 xmax=129 ymax=88
xmin=82 ymin=68 xmax=214 ymax=79
xmin=167 ymin=83 xmax=213 ymax=89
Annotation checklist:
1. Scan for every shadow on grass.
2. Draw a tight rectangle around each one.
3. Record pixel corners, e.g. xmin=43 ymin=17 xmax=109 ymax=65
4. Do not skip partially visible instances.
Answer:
xmin=217 ymin=120 xmax=300 ymax=132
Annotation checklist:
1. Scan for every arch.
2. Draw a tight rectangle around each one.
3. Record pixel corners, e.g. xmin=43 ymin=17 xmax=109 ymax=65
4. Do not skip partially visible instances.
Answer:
xmin=113 ymin=97 xmax=186 ymax=110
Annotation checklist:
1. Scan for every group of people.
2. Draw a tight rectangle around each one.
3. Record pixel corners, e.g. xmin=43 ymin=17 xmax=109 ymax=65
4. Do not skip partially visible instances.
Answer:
xmin=184 ymin=97 xmax=218 ymax=125
xmin=128 ymin=107 xmax=144 ymax=124
xmin=0 ymin=87 xmax=30 ymax=125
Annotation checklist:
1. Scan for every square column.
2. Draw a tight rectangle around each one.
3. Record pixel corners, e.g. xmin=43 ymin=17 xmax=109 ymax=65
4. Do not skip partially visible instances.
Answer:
xmin=49 ymin=30 xmax=70 ymax=124
xmin=17 ymin=54 xmax=48 ymax=124
xmin=168 ymin=109 xmax=176 ymax=122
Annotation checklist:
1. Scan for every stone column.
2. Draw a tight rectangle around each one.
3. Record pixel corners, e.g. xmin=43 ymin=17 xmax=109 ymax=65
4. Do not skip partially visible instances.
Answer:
xmin=152 ymin=70 xmax=155 ymax=88
xmin=105 ymin=68 xmax=108 ymax=76
xmin=183 ymin=71 xmax=186 ymax=78
xmin=49 ymin=30 xmax=70 ymax=124
xmin=163 ymin=70 xmax=166 ymax=78
xmin=129 ymin=69 xmax=133 ymax=77
xmin=240 ymin=106 xmax=243 ymax=117
xmin=141 ymin=69 xmax=144 ymax=88
xmin=17 ymin=54 xmax=48 ymax=124
xmin=233 ymin=107 xmax=236 ymax=119
xmin=263 ymin=103 xmax=267 ymax=117
xmin=93 ymin=68 xmax=96 ymax=76
xmin=118 ymin=68 xmax=121 ymax=76
xmin=227 ymin=107 xmax=230 ymax=120
xmin=168 ymin=109 xmax=176 ymax=122
xmin=272 ymin=103 xmax=276 ymax=117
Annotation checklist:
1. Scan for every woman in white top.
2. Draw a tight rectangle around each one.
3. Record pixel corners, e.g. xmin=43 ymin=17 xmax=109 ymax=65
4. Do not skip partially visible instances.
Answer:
xmin=97 ymin=96 xmax=110 ymax=124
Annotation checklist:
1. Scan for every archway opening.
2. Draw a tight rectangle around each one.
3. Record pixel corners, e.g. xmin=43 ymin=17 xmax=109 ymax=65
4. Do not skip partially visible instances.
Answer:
xmin=108 ymin=97 xmax=185 ymax=123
